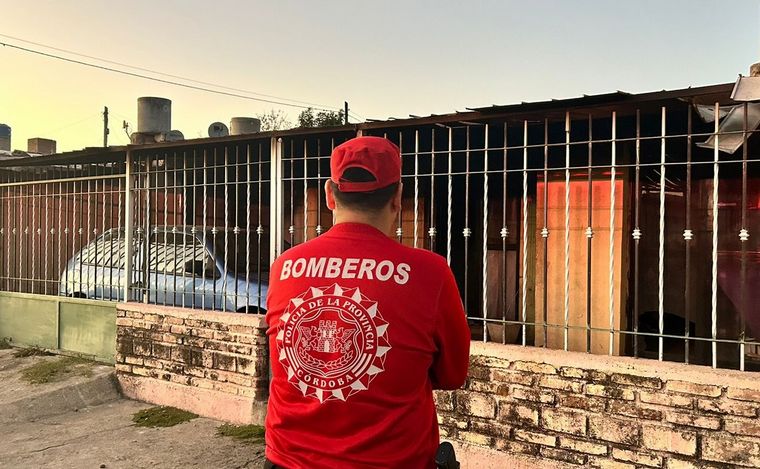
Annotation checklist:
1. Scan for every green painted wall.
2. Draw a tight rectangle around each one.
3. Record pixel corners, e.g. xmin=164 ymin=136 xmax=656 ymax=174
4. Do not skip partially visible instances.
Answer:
xmin=0 ymin=292 xmax=116 ymax=363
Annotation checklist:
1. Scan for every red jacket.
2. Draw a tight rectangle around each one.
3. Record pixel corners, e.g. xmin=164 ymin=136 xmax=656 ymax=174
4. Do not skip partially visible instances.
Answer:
xmin=265 ymin=222 xmax=470 ymax=468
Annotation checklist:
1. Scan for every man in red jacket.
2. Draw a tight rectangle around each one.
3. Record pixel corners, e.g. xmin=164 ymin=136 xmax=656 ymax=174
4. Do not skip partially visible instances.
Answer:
xmin=264 ymin=136 xmax=470 ymax=468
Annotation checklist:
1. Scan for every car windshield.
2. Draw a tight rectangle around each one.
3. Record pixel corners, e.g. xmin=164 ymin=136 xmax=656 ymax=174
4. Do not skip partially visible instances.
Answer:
xmin=143 ymin=228 xmax=268 ymax=278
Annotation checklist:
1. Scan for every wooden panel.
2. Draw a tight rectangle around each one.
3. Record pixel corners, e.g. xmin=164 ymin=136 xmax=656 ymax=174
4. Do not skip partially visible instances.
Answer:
xmin=534 ymin=178 xmax=627 ymax=354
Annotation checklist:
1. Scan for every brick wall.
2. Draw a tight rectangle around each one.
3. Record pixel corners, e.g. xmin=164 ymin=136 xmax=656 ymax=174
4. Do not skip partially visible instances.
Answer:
xmin=115 ymin=303 xmax=268 ymax=424
xmin=437 ymin=342 xmax=760 ymax=468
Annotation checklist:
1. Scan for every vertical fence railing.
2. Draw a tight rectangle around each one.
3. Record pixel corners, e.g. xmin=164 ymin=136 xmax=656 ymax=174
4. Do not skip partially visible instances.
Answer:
xmin=128 ymin=139 xmax=271 ymax=313
xmin=1 ymin=95 xmax=758 ymax=371
xmin=0 ymin=159 xmax=127 ymax=299
xmin=357 ymin=100 xmax=760 ymax=370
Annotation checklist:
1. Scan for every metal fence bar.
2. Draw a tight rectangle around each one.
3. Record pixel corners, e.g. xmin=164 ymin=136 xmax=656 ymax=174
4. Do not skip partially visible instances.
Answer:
xmin=684 ymin=107 xmax=693 ymax=363
xmin=658 ymin=106 xmax=666 ymax=361
xmin=124 ymin=151 xmax=134 ymax=302
xmin=303 ymin=140 xmax=308 ymax=244
xmin=289 ymin=140 xmax=295 ymax=246
xmin=44 ymin=170 xmax=49 ymax=294
xmin=174 ymin=151 xmax=180 ymax=307
xmin=223 ymin=147 xmax=230 ymax=308
xmin=181 ymin=151 xmax=188 ymax=308
xmin=316 ymin=139 xmax=323 ymax=237
xmin=739 ymin=102 xmax=749 ymax=371
xmin=201 ymin=149 xmax=208 ymax=309
xmin=586 ymin=114 xmax=594 ymax=353
xmin=257 ymin=141 xmax=265 ymax=309
xmin=271 ymin=137 xmax=284 ymax=263
xmin=464 ymin=126 xmax=471 ymax=315
xmin=162 ymin=153 xmax=169 ymax=306
xmin=633 ymin=110 xmax=642 ymax=358
xmin=521 ymin=120 xmax=529 ymax=347
xmin=211 ymin=149 xmax=218 ymax=310
xmin=190 ymin=150 xmax=198 ymax=309
xmin=102 ymin=170 xmax=109 ymax=300
xmin=501 ymin=122 xmax=508 ymax=344
xmin=246 ymin=144 xmax=252 ymax=311
xmin=482 ymin=124 xmax=489 ymax=342
xmin=447 ymin=127 xmax=453 ymax=265
xmin=396 ymin=131 xmax=404 ymax=243
xmin=30 ymin=171 xmax=37 ymax=293
xmin=542 ymin=119 xmax=549 ymax=347
xmin=429 ymin=128 xmax=437 ymax=252
xmin=19 ymin=168 xmax=26 ymax=293
xmin=711 ymin=102 xmax=720 ymax=369
xmin=609 ymin=111 xmax=617 ymax=355
xmin=564 ymin=111 xmax=571 ymax=351
xmin=414 ymin=130 xmax=420 ymax=248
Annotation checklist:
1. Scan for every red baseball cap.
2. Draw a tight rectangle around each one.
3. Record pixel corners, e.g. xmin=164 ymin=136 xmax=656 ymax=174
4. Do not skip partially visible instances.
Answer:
xmin=330 ymin=136 xmax=401 ymax=192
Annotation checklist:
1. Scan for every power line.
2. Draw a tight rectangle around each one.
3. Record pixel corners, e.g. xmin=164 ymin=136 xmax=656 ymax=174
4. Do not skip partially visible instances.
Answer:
xmin=0 ymin=33 xmax=342 ymax=112
xmin=39 ymin=112 xmax=102 ymax=135
xmin=0 ymin=39 xmax=341 ymax=112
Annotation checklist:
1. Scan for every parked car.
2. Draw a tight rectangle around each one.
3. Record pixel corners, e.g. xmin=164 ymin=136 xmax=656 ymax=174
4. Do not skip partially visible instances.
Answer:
xmin=59 ymin=227 xmax=268 ymax=313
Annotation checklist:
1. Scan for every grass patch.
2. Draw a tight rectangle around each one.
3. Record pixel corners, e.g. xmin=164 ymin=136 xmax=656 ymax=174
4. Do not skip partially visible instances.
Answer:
xmin=13 ymin=346 xmax=53 ymax=358
xmin=217 ymin=423 xmax=265 ymax=442
xmin=0 ymin=337 xmax=11 ymax=350
xmin=132 ymin=406 xmax=198 ymax=428
xmin=20 ymin=356 xmax=93 ymax=384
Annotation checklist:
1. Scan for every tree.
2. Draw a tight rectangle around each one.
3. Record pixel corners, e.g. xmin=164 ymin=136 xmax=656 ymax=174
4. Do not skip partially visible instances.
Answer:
xmin=257 ymin=109 xmax=292 ymax=131
xmin=297 ymin=108 xmax=345 ymax=128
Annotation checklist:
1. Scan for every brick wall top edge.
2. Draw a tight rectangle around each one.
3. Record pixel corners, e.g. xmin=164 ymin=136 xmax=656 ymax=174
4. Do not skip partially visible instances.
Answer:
xmin=471 ymin=342 xmax=760 ymax=391
xmin=117 ymin=302 xmax=267 ymax=328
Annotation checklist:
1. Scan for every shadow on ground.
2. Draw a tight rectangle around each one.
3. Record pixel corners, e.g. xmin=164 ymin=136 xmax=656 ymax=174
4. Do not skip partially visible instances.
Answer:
xmin=0 ymin=349 xmax=266 ymax=469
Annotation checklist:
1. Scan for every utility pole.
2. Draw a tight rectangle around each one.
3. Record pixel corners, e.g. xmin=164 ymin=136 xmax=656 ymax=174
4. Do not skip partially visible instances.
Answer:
xmin=103 ymin=106 xmax=109 ymax=147
xmin=344 ymin=101 xmax=349 ymax=125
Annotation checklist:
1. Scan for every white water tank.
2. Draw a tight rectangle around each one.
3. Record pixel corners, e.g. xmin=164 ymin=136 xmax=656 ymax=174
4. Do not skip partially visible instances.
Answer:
xmin=208 ymin=122 xmax=229 ymax=138
xmin=230 ymin=117 xmax=261 ymax=135
xmin=137 ymin=97 xmax=171 ymax=134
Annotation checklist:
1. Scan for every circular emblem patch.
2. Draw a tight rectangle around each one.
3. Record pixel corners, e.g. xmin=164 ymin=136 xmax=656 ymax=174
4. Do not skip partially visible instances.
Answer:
xmin=276 ymin=283 xmax=391 ymax=403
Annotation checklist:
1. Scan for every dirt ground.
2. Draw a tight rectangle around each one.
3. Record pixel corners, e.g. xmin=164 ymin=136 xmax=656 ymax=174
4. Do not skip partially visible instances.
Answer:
xmin=0 ymin=349 xmax=267 ymax=469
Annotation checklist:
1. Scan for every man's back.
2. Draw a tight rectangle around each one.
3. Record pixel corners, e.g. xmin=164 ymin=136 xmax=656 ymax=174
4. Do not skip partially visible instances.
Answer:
xmin=265 ymin=222 xmax=470 ymax=468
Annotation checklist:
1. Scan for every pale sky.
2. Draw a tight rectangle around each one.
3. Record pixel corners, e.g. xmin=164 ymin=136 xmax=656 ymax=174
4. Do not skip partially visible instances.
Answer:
xmin=1 ymin=0 xmax=759 ymax=152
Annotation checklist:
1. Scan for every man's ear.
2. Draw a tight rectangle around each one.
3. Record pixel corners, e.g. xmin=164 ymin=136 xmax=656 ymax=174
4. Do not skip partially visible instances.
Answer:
xmin=390 ymin=182 xmax=403 ymax=213
xmin=325 ymin=179 xmax=337 ymax=210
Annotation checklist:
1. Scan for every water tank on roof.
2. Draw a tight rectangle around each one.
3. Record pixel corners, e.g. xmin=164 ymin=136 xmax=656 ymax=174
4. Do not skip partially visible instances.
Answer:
xmin=137 ymin=97 xmax=171 ymax=134
xmin=230 ymin=117 xmax=261 ymax=135
xmin=208 ymin=122 xmax=229 ymax=138
xmin=0 ymin=124 xmax=10 ymax=152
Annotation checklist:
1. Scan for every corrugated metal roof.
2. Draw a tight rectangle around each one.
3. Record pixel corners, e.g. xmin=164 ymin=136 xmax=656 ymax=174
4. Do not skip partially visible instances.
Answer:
xmin=0 ymin=82 xmax=737 ymax=167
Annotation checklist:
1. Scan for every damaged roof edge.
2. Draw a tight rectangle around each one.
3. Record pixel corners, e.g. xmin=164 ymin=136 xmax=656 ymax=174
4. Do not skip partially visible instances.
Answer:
xmin=356 ymin=82 xmax=735 ymax=129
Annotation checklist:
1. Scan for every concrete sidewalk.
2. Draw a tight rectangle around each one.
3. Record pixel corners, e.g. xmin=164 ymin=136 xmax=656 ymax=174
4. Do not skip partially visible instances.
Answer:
xmin=0 ymin=349 xmax=266 ymax=469
xmin=0 ymin=349 xmax=559 ymax=469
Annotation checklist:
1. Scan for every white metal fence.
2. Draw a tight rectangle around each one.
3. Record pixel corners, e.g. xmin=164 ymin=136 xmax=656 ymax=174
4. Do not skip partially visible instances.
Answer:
xmin=1 ymin=87 xmax=759 ymax=371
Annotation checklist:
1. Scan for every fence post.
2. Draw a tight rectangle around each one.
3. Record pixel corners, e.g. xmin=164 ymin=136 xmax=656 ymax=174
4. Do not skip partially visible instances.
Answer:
xmin=123 ymin=149 xmax=134 ymax=302
xmin=269 ymin=137 xmax=283 ymax=263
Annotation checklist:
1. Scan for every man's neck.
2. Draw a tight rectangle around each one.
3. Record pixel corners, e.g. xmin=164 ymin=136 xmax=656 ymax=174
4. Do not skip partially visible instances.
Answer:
xmin=333 ymin=211 xmax=395 ymax=237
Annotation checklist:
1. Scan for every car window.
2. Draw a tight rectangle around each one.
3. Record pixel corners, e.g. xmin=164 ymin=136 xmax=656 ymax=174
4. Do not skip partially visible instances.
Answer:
xmin=148 ymin=231 xmax=208 ymax=275
xmin=80 ymin=230 xmax=127 ymax=268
